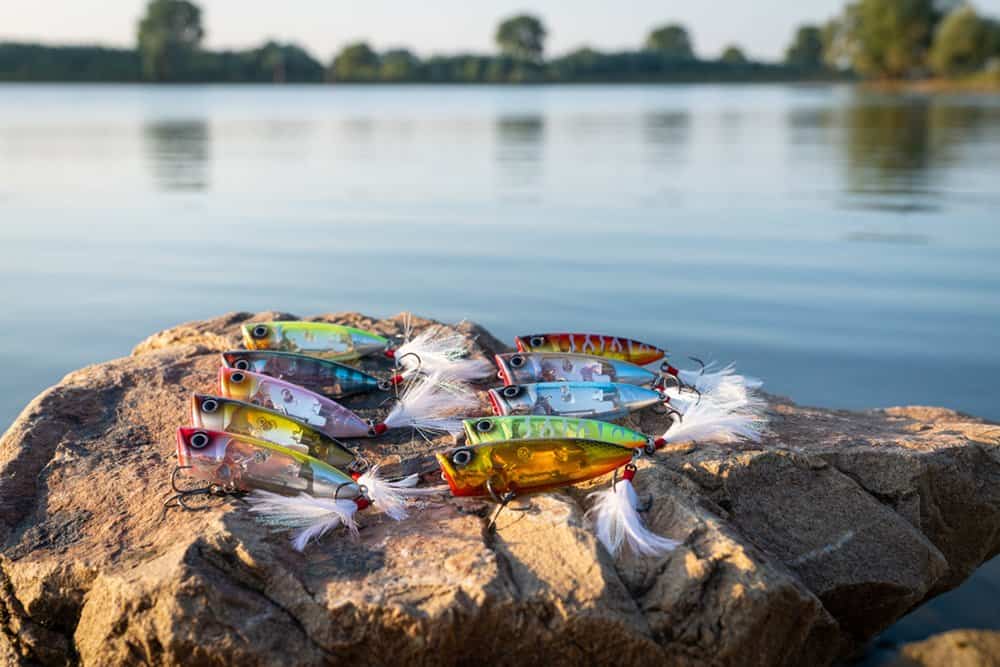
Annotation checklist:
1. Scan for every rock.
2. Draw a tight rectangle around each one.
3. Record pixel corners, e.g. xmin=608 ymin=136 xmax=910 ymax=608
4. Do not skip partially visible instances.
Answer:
xmin=1 ymin=312 xmax=999 ymax=666
xmin=889 ymin=629 xmax=1000 ymax=666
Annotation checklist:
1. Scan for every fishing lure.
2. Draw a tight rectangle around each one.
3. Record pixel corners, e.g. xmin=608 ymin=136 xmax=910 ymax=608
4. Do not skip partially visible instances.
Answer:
xmin=221 ymin=350 xmax=403 ymax=397
xmin=242 ymin=321 xmax=494 ymax=379
xmin=515 ymin=333 xmax=665 ymax=366
xmin=436 ymin=438 xmax=679 ymax=557
xmin=465 ymin=403 xmax=764 ymax=452
xmin=217 ymin=368 xmax=477 ymax=437
xmin=486 ymin=382 xmax=666 ymax=420
xmin=174 ymin=428 xmax=426 ymax=551
xmin=190 ymin=393 xmax=358 ymax=466
xmin=495 ymin=351 xmax=662 ymax=387
xmin=514 ymin=333 xmax=762 ymax=401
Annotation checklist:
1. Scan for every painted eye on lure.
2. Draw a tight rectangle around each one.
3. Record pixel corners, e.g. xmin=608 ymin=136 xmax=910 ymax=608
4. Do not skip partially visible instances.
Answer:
xmin=200 ymin=398 xmax=219 ymax=413
xmin=475 ymin=419 xmax=494 ymax=433
xmin=451 ymin=448 xmax=473 ymax=466
xmin=251 ymin=324 xmax=270 ymax=339
xmin=502 ymin=385 xmax=522 ymax=398
xmin=188 ymin=431 xmax=210 ymax=449
xmin=233 ymin=358 xmax=251 ymax=371
xmin=509 ymin=355 xmax=526 ymax=368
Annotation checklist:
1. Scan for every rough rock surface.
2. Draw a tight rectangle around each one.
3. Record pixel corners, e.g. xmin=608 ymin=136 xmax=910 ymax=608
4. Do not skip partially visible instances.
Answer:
xmin=889 ymin=629 xmax=1000 ymax=666
xmin=1 ymin=312 xmax=999 ymax=666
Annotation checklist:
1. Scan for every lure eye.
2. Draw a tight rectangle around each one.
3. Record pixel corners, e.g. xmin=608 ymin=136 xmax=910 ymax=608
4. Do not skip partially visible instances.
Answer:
xmin=250 ymin=324 xmax=269 ymax=339
xmin=200 ymin=398 xmax=218 ymax=413
xmin=451 ymin=448 xmax=473 ymax=466
xmin=529 ymin=336 xmax=544 ymax=347
xmin=502 ymin=385 xmax=522 ymax=399
xmin=475 ymin=419 xmax=493 ymax=433
xmin=509 ymin=355 xmax=525 ymax=368
xmin=233 ymin=359 xmax=250 ymax=371
xmin=230 ymin=371 xmax=245 ymax=384
xmin=189 ymin=431 xmax=210 ymax=449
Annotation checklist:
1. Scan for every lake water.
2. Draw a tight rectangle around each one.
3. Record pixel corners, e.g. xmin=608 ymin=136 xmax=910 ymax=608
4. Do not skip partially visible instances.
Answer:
xmin=0 ymin=83 xmax=998 ymax=655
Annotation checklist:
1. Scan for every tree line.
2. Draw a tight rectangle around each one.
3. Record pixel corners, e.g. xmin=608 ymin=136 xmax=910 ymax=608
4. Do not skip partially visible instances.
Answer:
xmin=1 ymin=0 xmax=998 ymax=83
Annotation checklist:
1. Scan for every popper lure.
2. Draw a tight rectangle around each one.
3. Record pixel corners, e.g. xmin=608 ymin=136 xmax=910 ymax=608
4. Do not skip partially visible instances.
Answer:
xmin=436 ymin=438 xmax=679 ymax=557
xmin=465 ymin=406 xmax=764 ymax=451
xmin=241 ymin=321 xmax=494 ymax=380
xmin=514 ymin=333 xmax=761 ymax=401
xmin=486 ymin=382 xmax=667 ymax=421
xmin=221 ymin=350 xmax=404 ymax=397
xmin=217 ymin=367 xmax=477 ymax=438
xmin=173 ymin=428 xmax=430 ymax=551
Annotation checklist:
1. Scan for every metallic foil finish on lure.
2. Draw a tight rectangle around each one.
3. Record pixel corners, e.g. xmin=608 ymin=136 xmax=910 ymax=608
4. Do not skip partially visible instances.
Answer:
xmin=487 ymin=382 xmax=664 ymax=420
xmin=190 ymin=394 xmax=357 ymax=468
xmin=436 ymin=438 xmax=636 ymax=497
xmin=463 ymin=415 xmax=650 ymax=449
xmin=495 ymin=352 xmax=657 ymax=387
xmin=221 ymin=350 xmax=386 ymax=397
xmin=176 ymin=427 xmax=360 ymax=499
xmin=514 ymin=333 xmax=665 ymax=366
xmin=217 ymin=368 xmax=372 ymax=440
xmin=241 ymin=321 xmax=389 ymax=361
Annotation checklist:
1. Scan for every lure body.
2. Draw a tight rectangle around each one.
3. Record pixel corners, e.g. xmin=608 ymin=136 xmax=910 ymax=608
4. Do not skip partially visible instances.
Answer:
xmin=242 ymin=321 xmax=389 ymax=361
xmin=190 ymin=394 xmax=358 ymax=467
xmin=463 ymin=416 xmax=649 ymax=449
xmin=487 ymin=382 xmax=664 ymax=420
xmin=221 ymin=350 xmax=384 ymax=397
xmin=217 ymin=368 xmax=372 ymax=440
xmin=515 ymin=333 xmax=665 ymax=366
xmin=437 ymin=438 xmax=635 ymax=497
xmin=495 ymin=352 xmax=657 ymax=387
xmin=176 ymin=428 xmax=360 ymax=499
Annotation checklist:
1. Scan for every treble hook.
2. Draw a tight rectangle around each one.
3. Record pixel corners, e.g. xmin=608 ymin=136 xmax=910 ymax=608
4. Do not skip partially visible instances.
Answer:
xmin=485 ymin=479 xmax=518 ymax=532
xmin=161 ymin=466 xmax=237 ymax=516
xmin=658 ymin=360 xmax=703 ymax=404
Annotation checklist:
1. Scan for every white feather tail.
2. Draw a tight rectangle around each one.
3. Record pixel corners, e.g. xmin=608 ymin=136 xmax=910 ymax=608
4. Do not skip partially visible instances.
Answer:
xmin=382 ymin=371 xmax=479 ymax=434
xmin=660 ymin=399 xmax=766 ymax=445
xmin=677 ymin=362 xmax=762 ymax=406
xmin=586 ymin=471 xmax=679 ymax=558
xmin=247 ymin=490 xmax=360 ymax=552
xmin=395 ymin=327 xmax=494 ymax=381
xmin=356 ymin=465 xmax=445 ymax=520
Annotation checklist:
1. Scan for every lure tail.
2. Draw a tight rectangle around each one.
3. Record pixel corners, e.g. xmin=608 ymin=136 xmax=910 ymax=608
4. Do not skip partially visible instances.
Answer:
xmin=393 ymin=326 xmax=495 ymax=381
xmin=586 ymin=467 xmax=679 ymax=558
xmin=379 ymin=371 xmax=480 ymax=435
xmin=657 ymin=398 xmax=766 ymax=445
xmin=355 ymin=465 xmax=445 ymax=520
xmin=674 ymin=362 xmax=762 ymax=406
xmin=247 ymin=491 xmax=365 ymax=552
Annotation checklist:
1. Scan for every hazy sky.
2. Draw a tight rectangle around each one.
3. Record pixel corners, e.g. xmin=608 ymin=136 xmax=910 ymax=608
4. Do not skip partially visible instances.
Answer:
xmin=5 ymin=0 xmax=1000 ymax=62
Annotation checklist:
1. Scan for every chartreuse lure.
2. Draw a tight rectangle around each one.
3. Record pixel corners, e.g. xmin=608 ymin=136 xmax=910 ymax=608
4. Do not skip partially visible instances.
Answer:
xmin=436 ymin=437 xmax=679 ymax=557
xmin=241 ymin=321 xmax=494 ymax=380
xmin=513 ymin=334 xmax=762 ymax=401
xmin=463 ymin=415 xmax=650 ymax=449
xmin=190 ymin=393 xmax=358 ymax=466
xmin=174 ymin=428 xmax=426 ymax=551
xmin=221 ymin=350 xmax=402 ymax=397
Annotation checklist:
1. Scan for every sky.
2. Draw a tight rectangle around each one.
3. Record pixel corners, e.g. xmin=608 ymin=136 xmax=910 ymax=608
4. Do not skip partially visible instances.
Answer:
xmin=5 ymin=0 xmax=1000 ymax=62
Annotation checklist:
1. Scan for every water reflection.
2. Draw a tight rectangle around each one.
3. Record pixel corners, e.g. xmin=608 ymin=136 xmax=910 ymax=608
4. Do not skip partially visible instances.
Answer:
xmin=494 ymin=114 xmax=545 ymax=193
xmin=143 ymin=119 xmax=210 ymax=191
xmin=641 ymin=111 xmax=691 ymax=161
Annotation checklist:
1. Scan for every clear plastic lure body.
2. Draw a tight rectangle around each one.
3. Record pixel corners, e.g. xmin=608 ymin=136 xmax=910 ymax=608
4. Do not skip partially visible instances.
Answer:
xmin=487 ymin=382 xmax=664 ymax=420
xmin=514 ymin=333 xmax=665 ymax=366
xmin=436 ymin=438 xmax=635 ymax=497
xmin=176 ymin=427 xmax=360 ymax=499
xmin=216 ymin=368 xmax=373 ymax=440
xmin=494 ymin=352 xmax=657 ymax=387
xmin=190 ymin=393 xmax=358 ymax=467
xmin=242 ymin=321 xmax=389 ymax=361
xmin=221 ymin=350 xmax=388 ymax=397
xmin=462 ymin=415 xmax=649 ymax=449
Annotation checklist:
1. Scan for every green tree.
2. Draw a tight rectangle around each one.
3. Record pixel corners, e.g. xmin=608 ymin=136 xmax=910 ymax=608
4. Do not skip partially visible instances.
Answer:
xmin=136 ymin=0 xmax=204 ymax=81
xmin=495 ymin=14 xmax=547 ymax=62
xmin=786 ymin=25 xmax=825 ymax=67
xmin=846 ymin=0 xmax=937 ymax=78
xmin=645 ymin=24 xmax=695 ymax=60
xmin=330 ymin=42 xmax=379 ymax=82
xmin=379 ymin=49 xmax=420 ymax=81
xmin=929 ymin=4 xmax=992 ymax=75
xmin=721 ymin=45 xmax=748 ymax=64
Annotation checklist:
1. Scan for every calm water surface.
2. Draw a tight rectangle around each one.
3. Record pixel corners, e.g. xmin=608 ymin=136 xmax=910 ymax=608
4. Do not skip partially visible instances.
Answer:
xmin=0 ymin=83 xmax=998 ymax=652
